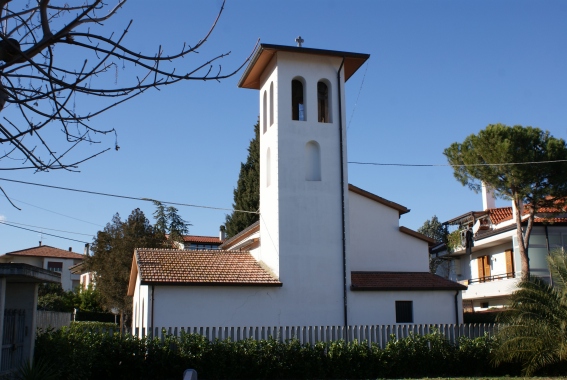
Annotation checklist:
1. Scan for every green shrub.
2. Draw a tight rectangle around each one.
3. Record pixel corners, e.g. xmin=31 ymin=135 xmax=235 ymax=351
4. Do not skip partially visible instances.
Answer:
xmin=33 ymin=327 xmax=531 ymax=379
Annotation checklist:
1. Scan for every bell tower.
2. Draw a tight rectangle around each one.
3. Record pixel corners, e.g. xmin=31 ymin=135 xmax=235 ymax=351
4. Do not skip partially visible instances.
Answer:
xmin=238 ymin=44 xmax=369 ymax=320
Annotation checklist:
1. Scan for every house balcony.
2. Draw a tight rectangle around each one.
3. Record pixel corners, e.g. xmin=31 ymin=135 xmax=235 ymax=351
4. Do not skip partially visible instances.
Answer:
xmin=459 ymin=272 xmax=520 ymax=300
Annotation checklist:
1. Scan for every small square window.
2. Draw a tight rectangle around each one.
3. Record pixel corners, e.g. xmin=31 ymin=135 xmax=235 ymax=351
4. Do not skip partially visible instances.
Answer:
xmin=480 ymin=302 xmax=489 ymax=309
xmin=395 ymin=301 xmax=413 ymax=323
xmin=47 ymin=261 xmax=63 ymax=272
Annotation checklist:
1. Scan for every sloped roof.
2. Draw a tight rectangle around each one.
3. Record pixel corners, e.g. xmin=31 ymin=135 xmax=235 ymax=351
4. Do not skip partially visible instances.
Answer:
xmin=399 ymin=226 xmax=436 ymax=244
xmin=181 ymin=235 xmax=223 ymax=244
xmin=488 ymin=207 xmax=513 ymax=225
xmin=238 ymin=43 xmax=370 ymax=89
xmin=220 ymin=221 xmax=260 ymax=250
xmin=131 ymin=249 xmax=281 ymax=289
xmin=349 ymin=184 xmax=410 ymax=216
xmin=3 ymin=245 xmax=84 ymax=260
xmin=351 ymin=271 xmax=467 ymax=291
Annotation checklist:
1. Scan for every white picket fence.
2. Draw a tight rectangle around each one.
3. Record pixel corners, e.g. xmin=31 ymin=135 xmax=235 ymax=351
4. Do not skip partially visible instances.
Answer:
xmin=36 ymin=310 xmax=72 ymax=331
xmin=133 ymin=323 xmax=499 ymax=348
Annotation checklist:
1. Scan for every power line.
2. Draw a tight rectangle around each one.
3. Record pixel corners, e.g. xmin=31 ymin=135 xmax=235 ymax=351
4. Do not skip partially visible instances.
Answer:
xmin=1 ymin=220 xmax=94 ymax=236
xmin=0 ymin=221 xmax=90 ymax=244
xmin=10 ymin=198 xmax=104 ymax=227
xmin=348 ymin=159 xmax=567 ymax=167
xmin=347 ymin=61 xmax=368 ymax=130
xmin=0 ymin=177 xmax=258 ymax=214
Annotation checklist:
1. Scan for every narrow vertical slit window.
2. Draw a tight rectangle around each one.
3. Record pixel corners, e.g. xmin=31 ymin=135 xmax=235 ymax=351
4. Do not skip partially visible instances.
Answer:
xmin=292 ymin=79 xmax=305 ymax=121
xmin=266 ymin=148 xmax=271 ymax=187
xmin=262 ymin=90 xmax=267 ymax=134
xmin=269 ymin=82 xmax=274 ymax=126
xmin=305 ymin=141 xmax=321 ymax=181
xmin=317 ymin=81 xmax=329 ymax=123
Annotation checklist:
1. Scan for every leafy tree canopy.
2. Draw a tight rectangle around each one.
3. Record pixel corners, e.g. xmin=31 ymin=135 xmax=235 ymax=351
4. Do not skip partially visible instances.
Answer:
xmin=224 ymin=121 xmax=260 ymax=238
xmin=418 ymin=215 xmax=450 ymax=274
xmin=444 ymin=124 xmax=567 ymax=279
xmin=417 ymin=215 xmax=447 ymax=244
xmin=87 ymin=209 xmax=162 ymax=316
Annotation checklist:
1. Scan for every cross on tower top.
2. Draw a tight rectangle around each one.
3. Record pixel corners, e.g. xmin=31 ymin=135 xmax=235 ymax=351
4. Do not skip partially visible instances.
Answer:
xmin=295 ymin=36 xmax=304 ymax=47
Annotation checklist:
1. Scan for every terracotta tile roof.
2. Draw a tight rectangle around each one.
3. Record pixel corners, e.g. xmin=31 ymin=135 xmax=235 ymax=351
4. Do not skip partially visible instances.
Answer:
xmin=534 ymin=217 xmax=567 ymax=223
xmin=351 ymin=271 xmax=467 ymax=291
xmin=3 ymin=245 xmax=84 ymax=260
xmin=134 ymin=249 xmax=281 ymax=286
xmin=488 ymin=207 xmax=513 ymax=225
xmin=181 ymin=235 xmax=223 ymax=244
xmin=488 ymin=206 xmax=567 ymax=225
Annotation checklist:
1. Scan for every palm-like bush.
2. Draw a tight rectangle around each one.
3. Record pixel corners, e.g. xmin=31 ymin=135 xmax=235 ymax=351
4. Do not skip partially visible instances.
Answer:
xmin=493 ymin=249 xmax=567 ymax=375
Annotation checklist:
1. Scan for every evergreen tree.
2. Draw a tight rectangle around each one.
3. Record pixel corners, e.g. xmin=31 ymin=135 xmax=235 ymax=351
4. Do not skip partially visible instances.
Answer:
xmin=88 ymin=209 xmax=163 ymax=322
xmin=418 ymin=215 xmax=450 ymax=274
xmin=224 ymin=122 xmax=260 ymax=237
xmin=152 ymin=200 xmax=191 ymax=247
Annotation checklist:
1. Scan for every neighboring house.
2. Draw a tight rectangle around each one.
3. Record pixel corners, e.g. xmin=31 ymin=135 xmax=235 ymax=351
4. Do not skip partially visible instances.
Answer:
xmin=180 ymin=234 xmax=224 ymax=250
xmin=128 ymin=43 xmax=466 ymax=332
xmin=0 ymin=263 xmax=61 ymax=374
xmin=432 ymin=185 xmax=567 ymax=312
xmin=69 ymin=261 xmax=95 ymax=290
xmin=0 ymin=244 xmax=85 ymax=291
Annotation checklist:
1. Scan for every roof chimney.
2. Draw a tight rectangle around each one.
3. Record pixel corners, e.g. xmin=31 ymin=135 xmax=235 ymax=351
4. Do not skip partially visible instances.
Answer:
xmin=84 ymin=243 xmax=90 ymax=256
xmin=69 ymin=247 xmax=72 ymax=252
xmin=220 ymin=225 xmax=226 ymax=241
xmin=482 ymin=182 xmax=496 ymax=211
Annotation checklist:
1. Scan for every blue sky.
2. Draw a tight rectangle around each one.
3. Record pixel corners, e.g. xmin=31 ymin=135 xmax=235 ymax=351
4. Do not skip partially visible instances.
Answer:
xmin=1 ymin=0 xmax=566 ymax=255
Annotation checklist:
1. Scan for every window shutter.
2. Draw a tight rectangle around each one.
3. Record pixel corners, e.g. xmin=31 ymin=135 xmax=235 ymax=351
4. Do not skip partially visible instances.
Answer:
xmin=483 ymin=256 xmax=491 ymax=278
xmin=505 ymin=249 xmax=514 ymax=278
xmin=477 ymin=256 xmax=484 ymax=281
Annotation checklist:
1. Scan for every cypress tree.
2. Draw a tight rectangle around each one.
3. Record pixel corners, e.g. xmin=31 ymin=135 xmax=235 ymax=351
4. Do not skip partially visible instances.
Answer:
xmin=224 ymin=122 xmax=260 ymax=237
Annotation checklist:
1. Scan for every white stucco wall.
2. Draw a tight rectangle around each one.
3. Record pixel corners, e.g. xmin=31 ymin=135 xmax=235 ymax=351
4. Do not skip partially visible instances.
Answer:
xmin=348 ymin=191 xmax=429 ymax=272
xmin=0 ymin=256 xmax=81 ymax=291
xmin=349 ymin=290 xmax=463 ymax=325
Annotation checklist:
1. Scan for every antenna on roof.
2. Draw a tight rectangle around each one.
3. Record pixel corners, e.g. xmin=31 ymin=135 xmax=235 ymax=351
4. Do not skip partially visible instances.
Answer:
xmin=295 ymin=36 xmax=304 ymax=47
xmin=38 ymin=230 xmax=47 ymax=246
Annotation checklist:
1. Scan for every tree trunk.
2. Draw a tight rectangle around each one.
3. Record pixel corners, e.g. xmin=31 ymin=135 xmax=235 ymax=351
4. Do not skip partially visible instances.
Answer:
xmin=513 ymin=195 xmax=530 ymax=281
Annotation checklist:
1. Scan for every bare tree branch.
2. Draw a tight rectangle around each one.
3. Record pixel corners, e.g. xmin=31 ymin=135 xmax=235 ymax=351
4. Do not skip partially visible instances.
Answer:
xmin=0 ymin=0 xmax=253 ymax=179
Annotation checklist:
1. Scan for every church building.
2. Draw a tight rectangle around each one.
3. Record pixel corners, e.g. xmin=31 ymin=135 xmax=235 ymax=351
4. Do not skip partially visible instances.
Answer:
xmin=128 ymin=42 xmax=465 ymax=331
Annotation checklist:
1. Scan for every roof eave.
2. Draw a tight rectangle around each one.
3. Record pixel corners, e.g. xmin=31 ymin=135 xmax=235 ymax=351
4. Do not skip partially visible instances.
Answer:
xmin=238 ymin=43 xmax=370 ymax=89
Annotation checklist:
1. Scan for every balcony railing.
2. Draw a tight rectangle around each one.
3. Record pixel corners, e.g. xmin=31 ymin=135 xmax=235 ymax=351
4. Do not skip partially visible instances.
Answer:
xmin=468 ymin=272 xmax=515 ymax=284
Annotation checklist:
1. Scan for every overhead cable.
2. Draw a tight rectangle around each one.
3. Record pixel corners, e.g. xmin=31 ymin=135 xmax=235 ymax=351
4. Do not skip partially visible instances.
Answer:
xmin=0 ymin=221 xmax=90 ymax=244
xmin=348 ymin=159 xmax=567 ymax=167
xmin=0 ymin=177 xmax=258 ymax=214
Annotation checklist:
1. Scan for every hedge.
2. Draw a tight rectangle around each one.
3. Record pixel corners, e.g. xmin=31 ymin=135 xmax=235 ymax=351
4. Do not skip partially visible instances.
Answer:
xmin=34 ymin=327 xmax=520 ymax=380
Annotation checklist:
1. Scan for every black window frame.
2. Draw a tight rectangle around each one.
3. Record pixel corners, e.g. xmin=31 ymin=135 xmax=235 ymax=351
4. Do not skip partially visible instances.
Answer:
xmin=395 ymin=300 xmax=413 ymax=323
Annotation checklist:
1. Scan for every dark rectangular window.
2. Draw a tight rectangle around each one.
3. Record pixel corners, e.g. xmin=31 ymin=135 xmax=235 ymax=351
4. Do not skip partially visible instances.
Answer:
xmin=395 ymin=301 xmax=413 ymax=323
xmin=47 ymin=261 xmax=63 ymax=272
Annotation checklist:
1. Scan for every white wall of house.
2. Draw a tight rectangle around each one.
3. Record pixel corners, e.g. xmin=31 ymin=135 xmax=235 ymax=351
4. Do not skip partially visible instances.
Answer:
xmin=0 ymin=256 xmax=80 ymax=291
xmin=348 ymin=191 xmax=429 ymax=272
xmin=349 ymin=290 xmax=463 ymax=325
xmin=134 ymin=284 xmax=344 ymax=331
xmin=40 ymin=258 xmax=80 ymax=291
